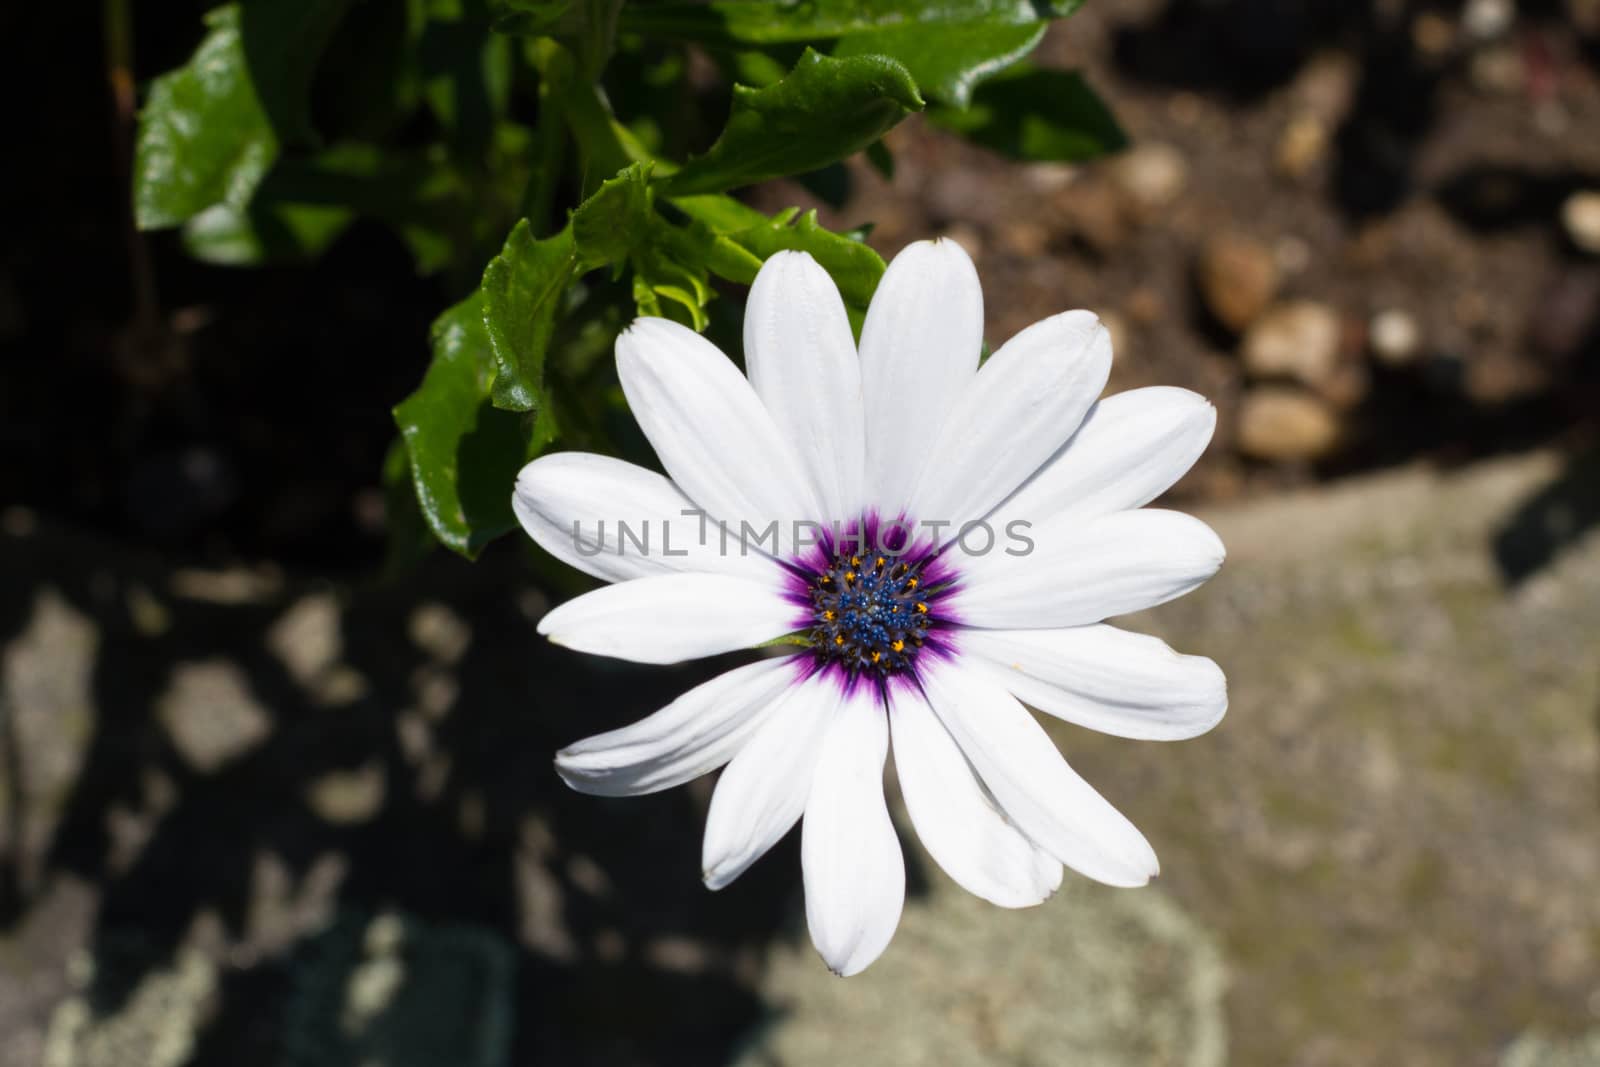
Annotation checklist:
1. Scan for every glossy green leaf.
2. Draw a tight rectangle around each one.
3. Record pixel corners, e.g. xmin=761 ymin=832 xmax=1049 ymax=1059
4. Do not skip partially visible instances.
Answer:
xmin=866 ymin=139 xmax=895 ymax=178
xmin=134 ymin=2 xmax=351 ymax=229
xmin=181 ymin=200 xmax=352 ymax=266
xmin=491 ymin=0 xmax=622 ymax=76
xmin=929 ymin=67 xmax=1126 ymax=161
xmin=394 ymin=293 xmax=546 ymax=558
xmin=673 ymin=198 xmax=886 ymax=313
xmin=481 ymin=220 xmax=578 ymax=411
xmin=622 ymin=1 xmax=1083 ymax=44
xmin=661 ymin=50 xmax=921 ymax=196
xmin=832 ymin=20 xmax=1045 ymax=107
xmin=420 ymin=10 xmax=514 ymax=161
xmin=571 ymin=163 xmax=654 ymax=267
xmin=178 ymin=143 xmax=468 ymax=271
xmin=730 ymin=210 xmax=885 ymax=313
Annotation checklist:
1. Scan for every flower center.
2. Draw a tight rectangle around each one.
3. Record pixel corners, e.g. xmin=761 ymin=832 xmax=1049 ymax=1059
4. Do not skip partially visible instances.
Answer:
xmin=808 ymin=552 xmax=932 ymax=676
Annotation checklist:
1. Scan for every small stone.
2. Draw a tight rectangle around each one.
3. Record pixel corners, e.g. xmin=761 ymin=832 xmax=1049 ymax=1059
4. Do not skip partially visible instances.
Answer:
xmin=1167 ymin=91 xmax=1205 ymax=126
xmin=1241 ymin=301 xmax=1343 ymax=387
xmin=1560 ymin=190 xmax=1600 ymax=254
xmin=1237 ymin=387 xmax=1341 ymax=461
xmin=1370 ymin=308 xmax=1422 ymax=366
xmin=1471 ymin=46 xmax=1525 ymax=94
xmin=1275 ymin=235 xmax=1313 ymax=275
xmin=998 ymin=221 xmax=1049 ymax=258
xmin=1020 ymin=162 xmax=1076 ymax=193
xmin=1463 ymin=0 xmax=1514 ymax=39
xmin=1058 ymin=180 xmax=1128 ymax=253
xmin=1198 ymin=234 xmax=1280 ymax=332
xmin=1292 ymin=53 xmax=1357 ymax=120
xmin=1321 ymin=362 xmax=1372 ymax=412
xmin=1111 ymin=143 xmax=1188 ymax=220
xmin=1125 ymin=287 xmax=1165 ymax=325
xmin=1412 ymin=12 xmax=1457 ymax=57
xmin=1276 ymin=115 xmax=1329 ymax=179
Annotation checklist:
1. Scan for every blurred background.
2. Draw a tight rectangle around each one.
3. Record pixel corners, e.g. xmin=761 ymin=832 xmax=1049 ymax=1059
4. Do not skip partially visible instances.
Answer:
xmin=2 ymin=1 xmax=1599 ymax=1064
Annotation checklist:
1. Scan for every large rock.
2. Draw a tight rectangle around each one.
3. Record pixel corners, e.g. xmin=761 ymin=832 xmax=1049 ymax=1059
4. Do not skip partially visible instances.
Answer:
xmin=737 ymin=879 xmax=1227 ymax=1066
xmin=4 ymin=452 xmax=1599 ymax=1065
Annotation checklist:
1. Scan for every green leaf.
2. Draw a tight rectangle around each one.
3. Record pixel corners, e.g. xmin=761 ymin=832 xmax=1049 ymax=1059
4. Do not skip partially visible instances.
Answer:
xmin=832 ymin=20 xmax=1046 ymax=107
xmin=673 ymin=197 xmax=885 ymax=314
xmin=181 ymin=200 xmax=352 ymax=266
xmin=571 ymin=163 xmax=654 ymax=267
xmin=661 ymin=50 xmax=922 ymax=196
xmin=419 ymin=8 xmax=514 ymax=161
xmin=177 ymin=143 xmax=469 ymax=272
xmin=929 ymin=67 xmax=1126 ymax=161
xmin=866 ymin=139 xmax=895 ymax=178
xmin=481 ymin=220 xmax=578 ymax=411
xmin=491 ymin=0 xmax=622 ymax=76
xmin=664 ymin=193 xmax=769 ymax=232
xmin=394 ymin=293 xmax=546 ymax=558
xmin=133 ymin=1 xmax=352 ymax=229
xmin=622 ymin=1 xmax=1083 ymax=45
xmin=728 ymin=210 xmax=885 ymax=313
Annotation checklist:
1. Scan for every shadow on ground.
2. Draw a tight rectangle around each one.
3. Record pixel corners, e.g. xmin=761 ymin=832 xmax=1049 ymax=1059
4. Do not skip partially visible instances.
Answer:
xmin=0 ymin=515 xmax=857 ymax=1065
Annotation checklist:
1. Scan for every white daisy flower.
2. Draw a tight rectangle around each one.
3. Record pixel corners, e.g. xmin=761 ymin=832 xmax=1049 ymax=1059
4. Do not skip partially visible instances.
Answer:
xmin=513 ymin=239 xmax=1226 ymax=977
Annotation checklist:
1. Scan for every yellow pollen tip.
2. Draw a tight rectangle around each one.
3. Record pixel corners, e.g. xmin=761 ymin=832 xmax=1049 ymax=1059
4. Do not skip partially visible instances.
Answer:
xmin=907 ymin=577 xmax=918 ymax=589
xmin=823 ymin=610 xmax=835 ymax=621
xmin=871 ymin=651 xmax=881 ymax=663
xmin=850 ymin=555 xmax=861 ymax=567
xmin=845 ymin=571 xmax=856 ymax=584
xmin=875 ymin=557 xmax=885 ymax=569
xmin=834 ymin=634 xmax=845 ymax=646
xmin=915 ymin=602 xmax=928 ymax=614
xmin=891 ymin=639 xmax=905 ymax=652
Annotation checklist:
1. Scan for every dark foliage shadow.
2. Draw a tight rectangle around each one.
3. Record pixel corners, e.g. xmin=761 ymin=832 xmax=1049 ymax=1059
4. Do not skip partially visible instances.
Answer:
xmin=1112 ymin=0 xmax=1361 ymax=101
xmin=1 ymin=518 xmax=893 ymax=1064
xmin=1492 ymin=445 xmax=1600 ymax=585
xmin=1435 ymin=165 xmax=1594 ymax=236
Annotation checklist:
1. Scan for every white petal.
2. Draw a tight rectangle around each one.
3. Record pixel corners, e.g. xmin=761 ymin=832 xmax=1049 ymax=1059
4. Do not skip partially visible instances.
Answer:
xmin=889 ymin=688 xmax=1062 ymax=907
xmin=803 ymin=686 xmax=904 ymax=976
xmin=908 ymin=311 xmax=1110 ymax=533
xmin=618 ymin=317 xmax=822 ymax=556
xmin=702 ymin=677 xmax=841 ymax=889
xmin=859 ymin=239 xmax=983 ymax=517
xmin=536 ymin=573 xmax=798 ymax=665
xmin=923 ymin=662 xmax=1159 ymax=887
xmin=961 ymin=625 xmax=1227 ymax=741
xmin=554 ymin=657 xmax=801 ymax=796
xmin=744 ymin=251 xmax=865 ymax=523
xmin=513 ymin=452 xmax=778 ymax=583
xmin=991 ymin=387 xmax=1217 ymax=531
xmin=952 ymin=509 xmax=1225 ymax=629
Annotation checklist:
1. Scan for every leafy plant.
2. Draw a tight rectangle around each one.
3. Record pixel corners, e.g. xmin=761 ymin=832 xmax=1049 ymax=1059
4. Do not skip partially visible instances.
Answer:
xmin=133 ymin=0 xmax=1125 ymax=560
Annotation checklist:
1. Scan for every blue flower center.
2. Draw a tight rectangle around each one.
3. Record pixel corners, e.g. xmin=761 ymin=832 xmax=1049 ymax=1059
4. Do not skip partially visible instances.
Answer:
xmin=808 ymin=552 xmax=932 ymax=676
